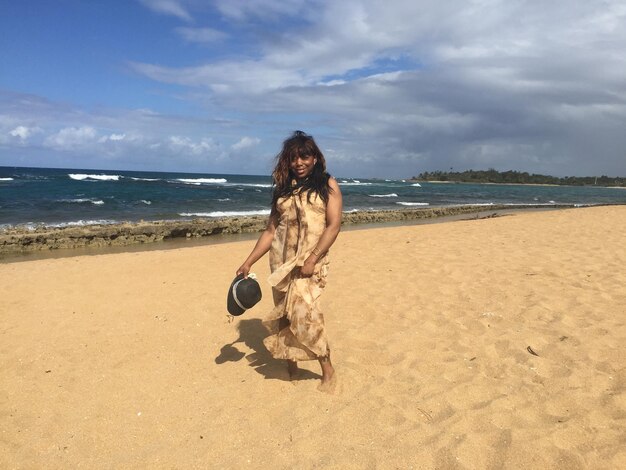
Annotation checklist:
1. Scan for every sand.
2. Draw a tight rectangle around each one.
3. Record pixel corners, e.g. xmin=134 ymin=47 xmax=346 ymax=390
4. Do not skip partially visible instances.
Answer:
xmin=1 ymin=206 xmax=625 ymax=469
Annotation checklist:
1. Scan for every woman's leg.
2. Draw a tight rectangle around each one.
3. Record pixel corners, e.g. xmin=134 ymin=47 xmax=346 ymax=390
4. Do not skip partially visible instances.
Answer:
xmin=278 ymin=316 xmax=298 ymax=378
xmin=318 ymin=354 xmax=335 ymax=383
xmin=317 ymin=353 xmax=336 ymax=392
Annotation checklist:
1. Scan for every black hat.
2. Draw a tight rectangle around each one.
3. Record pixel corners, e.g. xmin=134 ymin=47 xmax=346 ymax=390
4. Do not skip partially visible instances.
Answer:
xmin=227 ymin=273 xmax=262 ymax=316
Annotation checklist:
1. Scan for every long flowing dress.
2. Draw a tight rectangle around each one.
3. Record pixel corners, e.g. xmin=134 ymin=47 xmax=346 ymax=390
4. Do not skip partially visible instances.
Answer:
xmin=263 ymin=187 xmax=331 ymax=361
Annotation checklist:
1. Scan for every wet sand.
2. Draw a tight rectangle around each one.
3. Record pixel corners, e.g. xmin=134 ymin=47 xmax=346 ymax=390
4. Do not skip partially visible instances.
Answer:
xmin=1 ymin=205 xmax=625 ymax=468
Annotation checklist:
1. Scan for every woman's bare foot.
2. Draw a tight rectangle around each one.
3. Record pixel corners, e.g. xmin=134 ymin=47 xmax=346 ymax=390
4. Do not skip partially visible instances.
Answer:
xmin=317 ymin=355 xmax=337 ymax=393
xmin=317 ymin=372 xmax=337 ymax=393
xmin=287 ymin=360 xmax=298 ymax=379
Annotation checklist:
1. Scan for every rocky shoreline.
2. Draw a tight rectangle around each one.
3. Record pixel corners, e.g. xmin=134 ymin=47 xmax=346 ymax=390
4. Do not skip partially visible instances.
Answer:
xmin=0 ymin=204 xmax=579 ymax=255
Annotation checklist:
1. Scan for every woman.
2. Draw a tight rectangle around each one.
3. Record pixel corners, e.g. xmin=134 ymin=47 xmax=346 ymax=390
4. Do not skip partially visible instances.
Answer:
xmin=236 ymin=131 xmax=342 ymax=391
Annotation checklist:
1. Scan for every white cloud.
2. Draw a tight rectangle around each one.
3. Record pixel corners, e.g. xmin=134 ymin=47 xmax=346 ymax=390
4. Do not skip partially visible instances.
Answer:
xmin=42 ymin=127 xmax=224 ymax=161
xmin=138 ymin=0 xmax=192 ymax=22
xmin=10 ymin=126 xmax=31 ymax=139
xmin=214 ymin=0 xmax=314 ymax=21
xmin=167 ymin=136 xmax=218 ymax=155
xmin=0 ymin=91 xmax=274 ymax=173
xmin=98 ymin=133 xmax=127 ymax=143
xmin=43 ymin=126 xmax=98 ymax=150
xmin=7 ymin=125 xmax=42 ymax=142
xmin=133 ymin=0 xmax=626 ymax=99
xmin=231 ymin=136 xmax=261 ymax=151
xmin=175 ymin=27 xmax=227 ymax=43
xmin=131 ymin=60 xmax=305 ymax=94
xmin=4 ymin=1 xmax=626 ymax=177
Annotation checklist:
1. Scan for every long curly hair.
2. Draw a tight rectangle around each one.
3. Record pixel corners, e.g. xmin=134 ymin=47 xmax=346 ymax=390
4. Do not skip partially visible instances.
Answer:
xmin=271 ymin=131 xmax=332 ymax=212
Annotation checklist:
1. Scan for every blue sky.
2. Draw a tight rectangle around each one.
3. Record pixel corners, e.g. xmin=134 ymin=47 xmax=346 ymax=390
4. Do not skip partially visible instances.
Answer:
xmin=1 ymin=0 xmax=625 ymax=178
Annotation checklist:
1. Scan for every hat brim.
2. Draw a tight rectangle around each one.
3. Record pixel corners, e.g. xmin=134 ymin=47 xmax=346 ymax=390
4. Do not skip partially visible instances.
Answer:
xmin=227 ymin=273 xmax=246 ymax=316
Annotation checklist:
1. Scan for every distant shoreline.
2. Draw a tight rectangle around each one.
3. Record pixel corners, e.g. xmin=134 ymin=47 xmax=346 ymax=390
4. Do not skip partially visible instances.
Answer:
xmin=1 ymin=203 xmax=618 ymax=258
xmin=411 ymin=169 xmax=625 ymax=187
xmin=412 ymin=180 xmax=624 ymax=188
xmin=417 ymin=180 xmax=559 ymax=187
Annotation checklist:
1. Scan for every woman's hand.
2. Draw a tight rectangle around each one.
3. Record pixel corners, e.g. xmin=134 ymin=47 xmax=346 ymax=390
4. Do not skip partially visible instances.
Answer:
xmin=299 ymin=257 xmax=316 ymax=277
xmin=236 ymin=263 xmax=251 ymax=278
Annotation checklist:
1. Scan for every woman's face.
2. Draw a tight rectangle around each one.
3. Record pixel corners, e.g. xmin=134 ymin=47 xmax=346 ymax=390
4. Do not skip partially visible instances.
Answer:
xmin=290 ymin=153 xmax=316 ymax=179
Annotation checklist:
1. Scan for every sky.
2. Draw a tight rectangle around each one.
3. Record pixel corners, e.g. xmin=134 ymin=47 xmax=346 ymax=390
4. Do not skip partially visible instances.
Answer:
xmin=1 ymin=0 xmax=625 ymax=179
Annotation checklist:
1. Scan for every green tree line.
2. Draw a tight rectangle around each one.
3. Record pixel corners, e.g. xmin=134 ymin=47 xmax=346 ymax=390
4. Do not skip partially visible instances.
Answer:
xmin=412 ymin=169 xmax=625 ymax=186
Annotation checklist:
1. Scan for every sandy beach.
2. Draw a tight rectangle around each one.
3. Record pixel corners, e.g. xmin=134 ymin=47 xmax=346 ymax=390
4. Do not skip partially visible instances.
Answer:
xmin=1 ymin=205 xmax=625 ymax=469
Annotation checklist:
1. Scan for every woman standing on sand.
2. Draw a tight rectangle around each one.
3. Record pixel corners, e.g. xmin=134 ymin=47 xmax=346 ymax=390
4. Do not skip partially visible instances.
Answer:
xmin=236 ymin=131 xmax=342 ymax=391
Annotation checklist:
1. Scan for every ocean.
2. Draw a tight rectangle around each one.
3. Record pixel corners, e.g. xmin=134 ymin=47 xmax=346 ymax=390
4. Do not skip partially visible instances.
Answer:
xmin=1 ymin=166 xmax=625 ymax=228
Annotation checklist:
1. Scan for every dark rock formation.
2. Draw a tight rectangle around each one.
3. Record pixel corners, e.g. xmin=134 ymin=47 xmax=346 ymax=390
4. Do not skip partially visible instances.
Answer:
xmin=0 ymin=205 xmax=575 ymax=255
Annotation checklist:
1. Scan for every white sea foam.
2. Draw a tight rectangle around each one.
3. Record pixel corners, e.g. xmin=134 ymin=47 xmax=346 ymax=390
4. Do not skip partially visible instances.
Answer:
xmin=0 ymin=222 xmax=36 ymax=231
xmin=179 ymin=210 xmax=271 ymax=217
xmin=235 ymin=183 xmax=272 ymax=188
xmin=445 ymin=203 xmax=563 ymax=209
xmin=217 ymin=182 xmax=272 ymax=188
xmin=140 ymin=200 xmax=152 ymax=205
xmin=369 ymin=193 xmax=398 ymax=198
xmin=176 ymin=178 xmax=227 ymax=185
xmin=47 ymin=219 xmax=118 ymax=228
xmin=396 ymin=202 xmax=429 ymax=206
xmin=218 ymin=198 xmax=231 ymax=202
xmin=59 ymin=198 xmax=105 ymax=205
xmin=69 ymin=173 xmax=120 ymax=181
xmin=130 ymin=177 xmax=160 ymax=182
xmin=339 ymin=181 xmax=373 ymax=186
xmin=343 ymin=208 xmax=378 ymax=213
xmin=0 ymin=177 xmax=14 ymax=181
xmin=502 ymin=202 xmax=558 ymax=206
xmin=411 ymin=183 xmax=421 ymax=187
xmin=458 ymin=202 xmax=585 ymax=208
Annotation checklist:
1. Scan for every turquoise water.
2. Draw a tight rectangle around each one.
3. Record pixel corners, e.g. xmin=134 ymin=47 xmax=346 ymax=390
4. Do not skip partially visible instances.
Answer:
xmin=1 ymin=166 xmax=624 ymax=228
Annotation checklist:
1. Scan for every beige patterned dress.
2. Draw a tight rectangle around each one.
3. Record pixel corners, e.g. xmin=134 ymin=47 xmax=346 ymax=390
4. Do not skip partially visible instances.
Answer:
xmin=263 ymin=187 xmax=331 ymax=361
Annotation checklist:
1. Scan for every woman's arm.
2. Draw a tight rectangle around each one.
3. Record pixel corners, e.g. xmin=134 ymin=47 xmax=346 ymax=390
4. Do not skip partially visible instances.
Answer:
xmin=236 ymin=211 xmax=279 ymax=278
xmin=300 ymin=177 xmax=343 ymax=277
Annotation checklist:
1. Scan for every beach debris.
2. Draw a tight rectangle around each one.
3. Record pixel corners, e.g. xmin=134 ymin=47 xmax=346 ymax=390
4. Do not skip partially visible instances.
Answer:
xmin=559 ymin=335 xmax=568 ymax=341
xmin=416 ymin=407 xmax=433 ymax=423
xmin=469 ymin=357 xmax=476 ymax=361
xmin=473 ymin=212 xmax=503 ymax=220
xmin=526 ymin=346 xmax=539 ymax=356
xmin=45 ymin=370 xmax=52 ymax=373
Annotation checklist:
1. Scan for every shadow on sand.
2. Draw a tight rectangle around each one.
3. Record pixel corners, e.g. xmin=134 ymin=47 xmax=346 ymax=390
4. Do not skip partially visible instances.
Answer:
xmin=215 ymin=318 xmax=320 ymax=382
